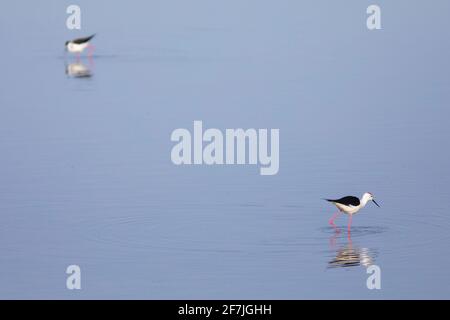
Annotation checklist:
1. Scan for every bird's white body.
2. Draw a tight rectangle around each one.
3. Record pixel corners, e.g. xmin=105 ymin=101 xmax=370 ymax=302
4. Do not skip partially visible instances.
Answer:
xmin=67 ymin=42 xmax=89 ymax=53
xmin=334 ymin=194 xmax=372 ymax=215
xmin=65 ymin=34 xmax=95 ymax=55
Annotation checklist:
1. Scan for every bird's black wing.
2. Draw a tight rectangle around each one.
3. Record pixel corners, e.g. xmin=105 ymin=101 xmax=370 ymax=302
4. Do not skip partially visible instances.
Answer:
xmin=72 ymin=34 xmax=95 ymax=44
xmin=326 ymin=196 xmax=360 ymax=206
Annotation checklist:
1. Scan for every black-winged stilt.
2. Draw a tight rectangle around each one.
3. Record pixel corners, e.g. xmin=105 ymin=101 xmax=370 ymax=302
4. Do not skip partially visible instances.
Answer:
xmin=326 ymin=192 xmax=380 ymax=232
xmin=65 ymin=34 xmax=96 ymax=58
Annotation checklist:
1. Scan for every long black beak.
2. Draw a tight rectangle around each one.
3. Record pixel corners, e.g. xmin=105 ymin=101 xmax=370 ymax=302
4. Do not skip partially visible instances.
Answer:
xmin=372 ymin=199 xmax=380 ymax=207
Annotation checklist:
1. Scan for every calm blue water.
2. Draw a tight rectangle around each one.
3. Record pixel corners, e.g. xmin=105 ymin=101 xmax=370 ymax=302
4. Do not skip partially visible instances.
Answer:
xmin=1 ymin=1 xmax=450 ymax=299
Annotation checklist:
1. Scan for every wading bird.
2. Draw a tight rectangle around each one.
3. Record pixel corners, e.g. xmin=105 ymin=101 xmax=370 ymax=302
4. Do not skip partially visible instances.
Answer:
xmin=326 ymin=192 xmax=380 ymax=232
xmin=65 ymin=34 xmax=95 ymax=58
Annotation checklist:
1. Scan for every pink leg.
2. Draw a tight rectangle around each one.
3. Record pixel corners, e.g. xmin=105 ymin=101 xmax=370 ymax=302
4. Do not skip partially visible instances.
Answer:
xmin=87 ymin=44 xmax=95 ymax=67
xmin=88 ymin=44 xmax=95 ymax=58
xmin=347 ymin=214 xmax=353 ymax=233
xmin=329 ymin=211 xmax=341 ymax=225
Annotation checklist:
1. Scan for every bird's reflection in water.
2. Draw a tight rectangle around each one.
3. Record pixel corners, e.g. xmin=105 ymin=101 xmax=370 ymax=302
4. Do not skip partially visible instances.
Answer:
xmin=328 ymin=244 xmax=374 ymax=268
xmin=328 ymin=228 xmax=376 ymax=268
xmin=65 ymin=61 xmax=92 ymax=78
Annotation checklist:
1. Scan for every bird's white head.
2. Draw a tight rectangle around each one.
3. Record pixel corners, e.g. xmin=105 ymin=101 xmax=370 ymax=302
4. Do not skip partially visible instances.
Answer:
xmin=362 ymin=192 xmax=380 ymax=207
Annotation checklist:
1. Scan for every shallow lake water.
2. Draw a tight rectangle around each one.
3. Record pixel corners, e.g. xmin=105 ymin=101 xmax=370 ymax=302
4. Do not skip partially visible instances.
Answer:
xmin=1 ymin=1 xmax=450 ymax=299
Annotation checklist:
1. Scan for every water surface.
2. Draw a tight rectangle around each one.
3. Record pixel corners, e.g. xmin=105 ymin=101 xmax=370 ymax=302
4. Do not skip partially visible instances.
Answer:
xmin=1 ymin=1 xmax=450 ymax=299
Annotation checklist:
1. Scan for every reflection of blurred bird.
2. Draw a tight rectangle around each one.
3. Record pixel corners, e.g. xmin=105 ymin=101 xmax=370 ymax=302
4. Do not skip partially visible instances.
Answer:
xmin=326 ymin=192 xmax=381 ymax=232
xmin=65 ymin=34 xmax=95 ymax=55
xmin=328 ymin=246 xmax=374 ymax=268
xmin=65 ymin=62 xmax=92 ymax=78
